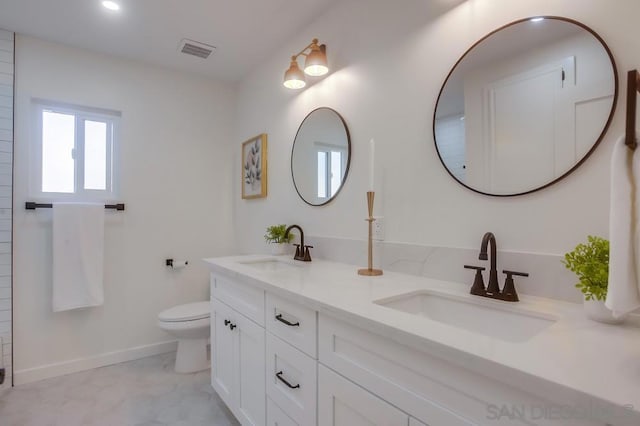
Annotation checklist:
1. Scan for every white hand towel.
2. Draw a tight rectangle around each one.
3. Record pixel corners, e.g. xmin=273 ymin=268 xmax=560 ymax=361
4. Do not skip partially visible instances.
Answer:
xmin=52 ymin=203 xmax=105 ymax=312
xmin=606 ymin=135 xmax=640 ymax=317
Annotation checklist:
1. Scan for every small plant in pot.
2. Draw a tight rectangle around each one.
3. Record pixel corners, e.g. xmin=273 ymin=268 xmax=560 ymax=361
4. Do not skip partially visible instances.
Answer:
xmin=562 ymin=236 xmax=625 ymax=324
xmin=264 ymin=224 xmax=294 ymax=255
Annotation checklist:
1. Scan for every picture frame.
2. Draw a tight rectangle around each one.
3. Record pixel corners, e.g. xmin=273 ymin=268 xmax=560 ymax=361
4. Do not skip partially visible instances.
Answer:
xmin=241 ymin=134 xmax=267 ymax=199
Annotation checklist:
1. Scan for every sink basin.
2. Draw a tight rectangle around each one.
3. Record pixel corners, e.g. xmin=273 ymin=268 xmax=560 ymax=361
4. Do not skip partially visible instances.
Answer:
xmin=238 ymin=258 xmax=300 ymax=272
xmin=374 ymin=290 xmax=556 ymax=342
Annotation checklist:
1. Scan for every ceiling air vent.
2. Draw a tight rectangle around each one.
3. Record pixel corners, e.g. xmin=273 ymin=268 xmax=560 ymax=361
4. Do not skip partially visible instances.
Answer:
xmin=179 ymin=39 xmax=216 ymax=59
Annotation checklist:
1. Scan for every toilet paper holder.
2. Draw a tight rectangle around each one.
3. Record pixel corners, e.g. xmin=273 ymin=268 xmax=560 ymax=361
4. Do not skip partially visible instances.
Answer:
xmin=166 ymin=259 xmax=189 ymax=268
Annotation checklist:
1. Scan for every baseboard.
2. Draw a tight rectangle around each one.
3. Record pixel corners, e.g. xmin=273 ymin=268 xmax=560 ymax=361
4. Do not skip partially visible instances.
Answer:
xmin=13 ymin=340 xmax=178 ymax=385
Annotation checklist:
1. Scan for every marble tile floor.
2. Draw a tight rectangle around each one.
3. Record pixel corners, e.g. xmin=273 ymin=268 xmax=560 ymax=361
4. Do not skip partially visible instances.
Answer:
xmin=0 ymin=352 xmax=239 ymax=426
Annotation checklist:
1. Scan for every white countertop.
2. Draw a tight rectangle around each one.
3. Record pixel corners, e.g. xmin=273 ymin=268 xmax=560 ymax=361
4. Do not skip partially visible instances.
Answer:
xmin=204 ymin=254 xmax=640 ymax=422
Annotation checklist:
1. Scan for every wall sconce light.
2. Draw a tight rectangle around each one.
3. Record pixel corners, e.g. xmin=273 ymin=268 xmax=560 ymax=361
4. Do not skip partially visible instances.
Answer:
xmin=283 ymin=38 xmax=329 ymax=89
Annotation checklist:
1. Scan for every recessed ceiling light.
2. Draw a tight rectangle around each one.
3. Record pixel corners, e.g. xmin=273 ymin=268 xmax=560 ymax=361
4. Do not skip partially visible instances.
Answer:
xmin=102 ymin=1 xmax=120 ymax=11
xmin=530 ymin=17 xmax=545 ymax=22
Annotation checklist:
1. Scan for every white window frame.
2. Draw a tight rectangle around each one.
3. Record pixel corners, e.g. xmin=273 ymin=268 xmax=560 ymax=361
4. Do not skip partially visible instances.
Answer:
xmin=31 ymin=99 xmax=120 ymax=202
xmin=315 ymin=142 xmax=347 ymax=199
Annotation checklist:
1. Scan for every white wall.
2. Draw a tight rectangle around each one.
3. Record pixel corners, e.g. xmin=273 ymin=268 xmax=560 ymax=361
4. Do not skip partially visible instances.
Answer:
xmin=13 ymin=36 xmax=236 ymax=383
xmin=233 ymin=0 xmax=639 ymax=258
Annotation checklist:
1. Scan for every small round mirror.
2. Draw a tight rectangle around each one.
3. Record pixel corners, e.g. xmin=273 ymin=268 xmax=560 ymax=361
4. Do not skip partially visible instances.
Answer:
xmin=291 ymin=108 xmax=351 ymax=206
xmin=434 ymin=17 xmax=617 ymax=196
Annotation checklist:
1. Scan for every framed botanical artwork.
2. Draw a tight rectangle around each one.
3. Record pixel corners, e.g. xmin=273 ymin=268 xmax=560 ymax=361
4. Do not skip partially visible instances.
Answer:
xmin=242 ymin=134 xmax=267 ymax=199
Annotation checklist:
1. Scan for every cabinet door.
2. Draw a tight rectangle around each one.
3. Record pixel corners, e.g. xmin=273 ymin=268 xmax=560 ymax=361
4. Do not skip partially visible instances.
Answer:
xmin=236 ymin=311 xmax=266 ymax=426
xmin=318 ymin=365 xmax=409 ymax=426
xmin=212 ymin=298 xmax=237 ymax=410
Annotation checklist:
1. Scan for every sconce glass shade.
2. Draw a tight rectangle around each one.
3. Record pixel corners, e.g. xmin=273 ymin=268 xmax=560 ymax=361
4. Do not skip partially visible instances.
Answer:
xmin=284 ymin=58 xmax=306 ymax=89
xmin=304 ymin=44 xmax=328 ymax=76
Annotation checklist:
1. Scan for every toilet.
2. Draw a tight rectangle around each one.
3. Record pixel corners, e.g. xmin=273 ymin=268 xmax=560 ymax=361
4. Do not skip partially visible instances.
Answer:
xmin=158 ymin=301 xmax=210 ymax=373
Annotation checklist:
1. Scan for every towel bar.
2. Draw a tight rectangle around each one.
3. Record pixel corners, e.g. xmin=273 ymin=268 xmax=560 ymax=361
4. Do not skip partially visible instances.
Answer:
xmin=25 ymin=202 xmax=125 ymax=211
xmin=626 ymin=69 xmax=639 ymax=151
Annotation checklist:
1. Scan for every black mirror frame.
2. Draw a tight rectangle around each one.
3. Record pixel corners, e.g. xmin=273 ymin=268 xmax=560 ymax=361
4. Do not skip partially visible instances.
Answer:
xmin=433 ymin=16 xmax=619 ymax=197
xmin=291 ymin=107 xmax=352 ymax=206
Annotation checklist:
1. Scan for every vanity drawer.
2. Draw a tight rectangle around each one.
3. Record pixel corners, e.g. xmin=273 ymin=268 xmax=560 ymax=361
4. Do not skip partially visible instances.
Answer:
xmin=318 ymin=364 xmax=409 ymax=426
xmin=266 ymin=293 xmax=317 ymax=358
xmin=267 ymin=397 xmax=299 ymax=426
xmin=211 ymin=273 xmax=265 ymax=326
xmin=319 ymin=313 xmax=469 ymax=425
xmin=266 ymin=333 xmax=317 ymax=426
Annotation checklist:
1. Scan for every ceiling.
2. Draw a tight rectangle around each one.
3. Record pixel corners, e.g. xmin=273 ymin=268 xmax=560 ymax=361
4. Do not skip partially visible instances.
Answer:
xmin=0 ymin=0 xmax=340 ymax=82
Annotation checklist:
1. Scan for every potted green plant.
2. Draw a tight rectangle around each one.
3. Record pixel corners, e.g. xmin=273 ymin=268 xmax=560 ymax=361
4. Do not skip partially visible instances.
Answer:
xmin=264 ymin=224 xmax=294 ymax=255
xmin=562 ymin=236 xmax=625 ymax=324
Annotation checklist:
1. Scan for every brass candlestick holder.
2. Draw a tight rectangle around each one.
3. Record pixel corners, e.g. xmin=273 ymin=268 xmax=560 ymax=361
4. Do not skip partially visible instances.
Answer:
xmin=358 ymin=191 xmax=383 ymax=276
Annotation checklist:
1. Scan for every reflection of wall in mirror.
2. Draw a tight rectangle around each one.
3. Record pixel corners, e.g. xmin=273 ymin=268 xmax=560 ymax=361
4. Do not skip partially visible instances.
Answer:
xmin=435 ymin=113 xmax=466 ymax=181
xmin=463 ymin=32 xmax=614 ymax=194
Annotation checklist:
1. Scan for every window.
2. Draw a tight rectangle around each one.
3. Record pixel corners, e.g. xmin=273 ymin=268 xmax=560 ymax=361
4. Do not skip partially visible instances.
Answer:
xmin=33 ymin=100 xmax=119 ymax=201
xmin=316 ymin=144 xmax=346 ymax=199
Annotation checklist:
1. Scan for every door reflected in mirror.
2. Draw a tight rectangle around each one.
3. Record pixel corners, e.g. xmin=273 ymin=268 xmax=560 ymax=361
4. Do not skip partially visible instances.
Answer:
xmin=434 ymin=17 xmax=617 ymax=196
xmin=292 ymin=108 xmax=351 ymax=206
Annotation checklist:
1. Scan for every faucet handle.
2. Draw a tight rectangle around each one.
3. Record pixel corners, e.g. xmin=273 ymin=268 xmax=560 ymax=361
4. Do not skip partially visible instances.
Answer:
xmin=464 ymin=265 xmax=486 ymax=296
xmin=464 ymin=265 xmax=485 ymax=271
xmin=293 ymin=244 xmax=301 ymax=258
xmin=303 ymin=245 xmax=313 ymax=262
xmin=503 ymin=270 xmax=529 ymax=277
xmin=501 ymin=270 xmax=528 ymax=302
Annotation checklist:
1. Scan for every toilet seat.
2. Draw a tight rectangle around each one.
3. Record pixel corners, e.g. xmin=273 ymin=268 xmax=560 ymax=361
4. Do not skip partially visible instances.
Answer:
xmin=158 ymin=301 xmax=210 ymax=322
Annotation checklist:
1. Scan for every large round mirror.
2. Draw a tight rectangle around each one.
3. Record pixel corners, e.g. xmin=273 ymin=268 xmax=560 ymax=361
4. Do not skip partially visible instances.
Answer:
xmin=291 ymin=107 xmax=351 ymax=206
xmin=434 ymin=17 xmax=617 ymax=196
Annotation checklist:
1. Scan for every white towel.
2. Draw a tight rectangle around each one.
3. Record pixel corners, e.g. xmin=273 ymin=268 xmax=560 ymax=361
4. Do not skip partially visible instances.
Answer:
xmin=52 ymin=203 xmax=105 ymax=312
xmin=606 ymin=135 xmax=640 ymax=317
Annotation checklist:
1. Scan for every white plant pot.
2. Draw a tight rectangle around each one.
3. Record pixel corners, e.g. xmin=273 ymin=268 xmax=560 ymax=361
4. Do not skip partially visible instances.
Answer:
xmin=270 ymin=243 xmax=289 ymax=256
xmin=583 ymin=299 xmax=626 ymax=324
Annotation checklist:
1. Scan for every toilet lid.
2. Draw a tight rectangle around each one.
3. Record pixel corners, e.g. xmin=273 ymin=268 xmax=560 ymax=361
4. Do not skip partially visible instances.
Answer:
xmin=159 ymin=301 xmax=210 ymax=322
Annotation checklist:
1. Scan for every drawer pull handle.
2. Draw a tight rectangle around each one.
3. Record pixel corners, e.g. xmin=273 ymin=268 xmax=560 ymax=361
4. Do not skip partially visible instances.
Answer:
xmin=275 ymin=314 xmax=300 ymax=327
xmin=229 ymin=323 xmax=236 ymax=330
xmin=224 ymin=319 xmax=231 ymax=326
xmin=276 ymin=371 xmax=300 ymax=389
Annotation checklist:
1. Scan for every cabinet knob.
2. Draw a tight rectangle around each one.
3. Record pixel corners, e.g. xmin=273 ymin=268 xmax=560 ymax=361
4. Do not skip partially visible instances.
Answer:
xmin=229 ymin=323 xmax=236 ymax=330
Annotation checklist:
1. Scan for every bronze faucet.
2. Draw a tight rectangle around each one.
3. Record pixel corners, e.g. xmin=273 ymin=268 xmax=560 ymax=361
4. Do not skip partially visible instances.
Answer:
xmin=284 ymin=225 xmax=313 ymax=261
xmin=479 ymin=232 xmax=500 ymax=295
xmin=464 ymin=232 xmax=528 ymax=302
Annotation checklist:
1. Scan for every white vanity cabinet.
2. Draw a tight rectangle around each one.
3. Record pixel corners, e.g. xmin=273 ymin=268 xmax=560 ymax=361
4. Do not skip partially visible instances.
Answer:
xmin=211 ymin=275 xmax=266 ymax=426
xmin=209 ymin=265 xmax=618 ymax=426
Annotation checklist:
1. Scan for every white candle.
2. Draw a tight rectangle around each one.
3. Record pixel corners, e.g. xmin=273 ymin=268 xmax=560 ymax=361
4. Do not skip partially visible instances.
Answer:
xmin=369 ymin=138 xmax=375 ymax=192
